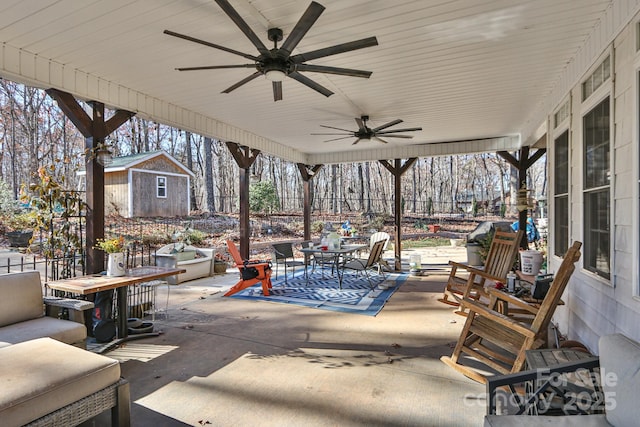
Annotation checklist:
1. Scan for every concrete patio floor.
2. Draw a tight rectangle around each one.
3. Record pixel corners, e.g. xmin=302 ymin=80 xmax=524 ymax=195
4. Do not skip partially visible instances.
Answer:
xmin=85 ymin=246 xmax=488 ymax=426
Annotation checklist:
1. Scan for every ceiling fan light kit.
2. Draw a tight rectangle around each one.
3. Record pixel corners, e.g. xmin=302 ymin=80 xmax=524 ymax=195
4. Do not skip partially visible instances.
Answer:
xmin=265 ymin=69 xmax=286 ymax=82
xmin=165 ymin=0 xmax=378 ymax=101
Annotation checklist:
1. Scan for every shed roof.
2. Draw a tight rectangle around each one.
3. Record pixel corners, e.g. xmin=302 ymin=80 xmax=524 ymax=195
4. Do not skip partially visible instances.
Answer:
xmin=78 ymin=151 xmax=195 ymax=177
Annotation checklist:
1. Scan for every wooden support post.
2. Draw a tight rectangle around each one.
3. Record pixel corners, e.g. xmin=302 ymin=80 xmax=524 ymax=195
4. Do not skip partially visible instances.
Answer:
xmin=498 ymin=147 xmax=546 ymax=249
xmin=225 ymin=142 xmax=260 ymax=259
xmin=379 ymin=158 xmax=417 ymax=271
xmin=297 ymin=164 xmax=323 ymax=241
xmin=45 ymin=89 xmax=134 ymax=274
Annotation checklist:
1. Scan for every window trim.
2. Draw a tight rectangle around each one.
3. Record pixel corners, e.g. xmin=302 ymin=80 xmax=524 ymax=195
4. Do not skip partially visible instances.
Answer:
xmin=554 ymin=100 xmax=571 ymax=129
xmin=634 ymin=63 xmax=640 ymax=298
xmin=156 ymin=176 xmax=167 ymax=199
xmin=580 ymin=93 xmax=612 ymax=283
xmin=582 ymin=55 xmax=611 ymax=102
xmin=552 ymin=127 xmax=570 ymax=258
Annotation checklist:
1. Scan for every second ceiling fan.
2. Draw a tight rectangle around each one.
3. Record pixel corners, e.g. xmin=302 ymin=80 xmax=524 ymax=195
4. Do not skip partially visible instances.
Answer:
xmin=164 ymin=0 xmax=378 ymax=101
xmin=313 ymin=116 xmax=422 ymax=145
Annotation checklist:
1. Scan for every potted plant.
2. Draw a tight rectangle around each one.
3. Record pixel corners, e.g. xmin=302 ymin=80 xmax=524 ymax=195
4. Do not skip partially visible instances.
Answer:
xmin=169 ymin=227 xmax=197 ymax=261
xmin=428 ymin=224 xmax=441 ymax=233
xmin=95 ymin=236 xmax=127 ymax=276
xmin=4 ymin=210 xmax=37 ymax=248
xmin=214 ymin=252 xmax=229 ymax=274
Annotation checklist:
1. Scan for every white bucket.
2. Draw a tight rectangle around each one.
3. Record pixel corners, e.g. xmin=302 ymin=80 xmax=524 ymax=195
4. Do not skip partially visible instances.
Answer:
xmin=409 ymin=254 xmax=421 ymax=270
xmin=467 ymin=244 xmax=482 ymax=266
xmin=520 ymin=250 xmax=543 ymax=276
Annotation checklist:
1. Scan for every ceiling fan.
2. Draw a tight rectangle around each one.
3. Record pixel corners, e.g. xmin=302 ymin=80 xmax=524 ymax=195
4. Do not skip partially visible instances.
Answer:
xmin=312 ymin=116 xmax=423 ymax=145
xmin=164 ymin=0 xmax=378 ymax=101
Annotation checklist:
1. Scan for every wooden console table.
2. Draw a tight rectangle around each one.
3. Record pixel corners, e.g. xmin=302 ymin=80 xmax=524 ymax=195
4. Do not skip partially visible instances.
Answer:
xmin=46 ymin=266 xmax=185 ymax=340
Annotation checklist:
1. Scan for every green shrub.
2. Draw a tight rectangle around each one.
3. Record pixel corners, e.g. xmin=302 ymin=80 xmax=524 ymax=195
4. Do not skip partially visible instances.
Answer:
xmin=311 ymin=220 xmax=324 ymax=233
xmin=4 ymin=210 xmax=37 ymax=231
xmin=185 ymin=229 xmax=206 ymax=245
xmin=478 ymin=230 xmax=495 ymax=264
xmin=249 ymin=181 xmax=280 ymax=214
xmin=368 ymin=214 xmax=387 ymax=232
xmin=141 ymin=233 xmax=172 ymax=246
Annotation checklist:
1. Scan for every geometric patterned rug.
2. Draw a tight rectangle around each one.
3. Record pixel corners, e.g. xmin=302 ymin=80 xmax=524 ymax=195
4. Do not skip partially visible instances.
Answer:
xmin=229 ymin=268 xmax=407 ymax=316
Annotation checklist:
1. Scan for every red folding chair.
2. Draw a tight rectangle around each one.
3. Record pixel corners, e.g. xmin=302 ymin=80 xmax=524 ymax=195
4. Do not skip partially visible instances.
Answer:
xmin=224 ymin=240 xmax=273 ymax=297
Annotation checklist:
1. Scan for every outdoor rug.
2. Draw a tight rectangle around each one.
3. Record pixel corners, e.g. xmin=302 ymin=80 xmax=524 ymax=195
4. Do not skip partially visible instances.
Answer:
xmin=228 ymin=269 xmax=407 ymax=316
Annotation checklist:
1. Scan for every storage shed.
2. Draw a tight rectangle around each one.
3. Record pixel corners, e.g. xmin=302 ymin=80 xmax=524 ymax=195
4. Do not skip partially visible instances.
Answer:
xmin=78 ymin=151 xmax=193 ymax=218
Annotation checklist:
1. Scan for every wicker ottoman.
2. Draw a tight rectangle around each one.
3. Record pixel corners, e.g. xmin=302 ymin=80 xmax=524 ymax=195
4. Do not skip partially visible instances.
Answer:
xmin=0 ymin=337 xmax=130 ymax=426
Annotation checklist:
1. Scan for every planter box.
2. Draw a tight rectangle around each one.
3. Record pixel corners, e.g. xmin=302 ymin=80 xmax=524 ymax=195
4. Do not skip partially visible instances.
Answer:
xmin=154 ymin=245 xmax=214 ymax=284
xmin=213 ymin=262 xmax=227 ymax=274
xmin=172 ymin=250 xmax=196 ymax=262
xmin=428 ymin=224 xmax=441 ymax=233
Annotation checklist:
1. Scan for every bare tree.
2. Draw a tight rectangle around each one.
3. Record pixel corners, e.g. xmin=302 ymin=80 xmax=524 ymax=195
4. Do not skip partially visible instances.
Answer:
xmin=204 ymin=137 xmax=215 ymax=212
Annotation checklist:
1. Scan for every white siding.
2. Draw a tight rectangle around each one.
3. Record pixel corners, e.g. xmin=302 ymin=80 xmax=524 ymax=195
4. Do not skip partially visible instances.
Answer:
xmin=549 ymin=11 xmax=640 ymax=352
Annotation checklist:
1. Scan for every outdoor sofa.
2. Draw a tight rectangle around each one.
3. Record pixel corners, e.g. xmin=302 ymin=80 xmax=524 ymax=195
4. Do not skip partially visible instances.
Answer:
xmin=0 ymin=271 xmax=130 ymax=425
xmin=0 ymin=337 xmax=130 ymax=426
xmin=0 ymin=271 xmax=89 ymax=348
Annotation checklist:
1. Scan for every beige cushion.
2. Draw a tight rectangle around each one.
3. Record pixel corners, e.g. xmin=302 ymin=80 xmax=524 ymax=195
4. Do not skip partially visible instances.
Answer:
xmin=599 ymin=333 xmax=640 ymax=427
xmin=0 ymin=316 xmax=86 ymax=345
xmin=0 ymin=271 xmax=44 ymax=327
xmin=0 ymin=337 xmax=121 ymax=426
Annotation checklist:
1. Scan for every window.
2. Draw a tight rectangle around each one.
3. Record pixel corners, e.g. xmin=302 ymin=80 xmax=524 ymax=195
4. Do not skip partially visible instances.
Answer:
xmin=583 ymin=98 xmax=610 ymax=279
xmin=554 ymin=130 xmax=569 ymax=256
xmin=582 ymin=55 xmax=610 ymax=101
xmin=157 ymin=176 xmax=167 ymax=198
xmin=554 ymin=101 xmax=570 ymax=128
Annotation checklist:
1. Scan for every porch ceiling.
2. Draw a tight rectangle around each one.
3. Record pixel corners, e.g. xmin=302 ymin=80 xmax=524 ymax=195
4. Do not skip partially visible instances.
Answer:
xmin=0 ymin=0 xmax=626 ymax=164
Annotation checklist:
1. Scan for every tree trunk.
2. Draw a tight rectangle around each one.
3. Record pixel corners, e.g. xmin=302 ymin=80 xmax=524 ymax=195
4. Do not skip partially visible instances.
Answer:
xmin=204 ymin=137 xmax=215 ymax=213
xmin=185 ymin=131 xmax=198 ymax=212
xmin=331 ymin=164 xmax=338 ymax=214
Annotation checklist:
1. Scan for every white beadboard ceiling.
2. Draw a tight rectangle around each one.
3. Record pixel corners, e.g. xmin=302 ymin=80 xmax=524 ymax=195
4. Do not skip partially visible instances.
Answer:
xmin=0 ymin=0 xmax=632 ymax=164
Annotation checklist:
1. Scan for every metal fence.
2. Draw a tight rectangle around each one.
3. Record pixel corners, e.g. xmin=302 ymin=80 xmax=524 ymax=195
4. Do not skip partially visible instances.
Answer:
xmin=211 ymin=194 xmax=507 ymax=217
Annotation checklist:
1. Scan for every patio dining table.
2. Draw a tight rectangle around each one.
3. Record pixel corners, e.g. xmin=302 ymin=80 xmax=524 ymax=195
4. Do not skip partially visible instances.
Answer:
xmin=300 ymin=244 xmax=367 ymax=289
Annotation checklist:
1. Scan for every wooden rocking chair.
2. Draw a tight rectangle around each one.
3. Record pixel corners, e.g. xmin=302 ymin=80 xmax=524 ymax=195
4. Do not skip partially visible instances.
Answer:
xmin=224 ymin=240 xmax=273 ymax=297
xmin=440 ymin=241 xmax=582 ymax=384
xmin=438 ymin=230 xmax=523 ymax=312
